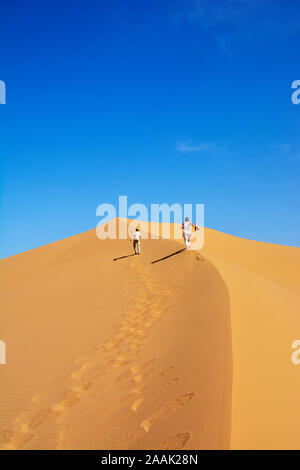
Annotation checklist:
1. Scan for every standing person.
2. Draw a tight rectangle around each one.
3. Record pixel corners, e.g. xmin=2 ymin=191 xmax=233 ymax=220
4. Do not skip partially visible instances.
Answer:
xmin=133 ymin=227 xmax=141 ymax=255
xmin=182 ymin=217 xmax=198 ymax=249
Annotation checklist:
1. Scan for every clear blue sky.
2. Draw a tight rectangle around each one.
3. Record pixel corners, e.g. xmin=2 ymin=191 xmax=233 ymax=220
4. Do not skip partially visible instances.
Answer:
xmin=1 ymin=0 xmax=300 ymax=258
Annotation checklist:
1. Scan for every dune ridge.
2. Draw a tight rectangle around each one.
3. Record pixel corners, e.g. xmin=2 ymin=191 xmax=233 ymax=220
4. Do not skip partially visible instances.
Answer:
xmin=0 ymin=219 xmax=299 ymax=449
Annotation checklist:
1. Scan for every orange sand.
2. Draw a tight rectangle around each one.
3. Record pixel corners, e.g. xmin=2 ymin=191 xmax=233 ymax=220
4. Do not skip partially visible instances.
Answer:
xmin=0 ymin=219 xmax=299 ymax=450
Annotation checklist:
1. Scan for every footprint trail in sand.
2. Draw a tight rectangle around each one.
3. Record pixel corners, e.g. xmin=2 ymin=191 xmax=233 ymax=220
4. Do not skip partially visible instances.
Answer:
xmin=3 ymin=251 xmax=195 ymax=450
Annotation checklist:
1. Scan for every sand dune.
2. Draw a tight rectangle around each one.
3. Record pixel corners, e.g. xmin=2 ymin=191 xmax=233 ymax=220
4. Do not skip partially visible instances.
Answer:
xmin=0 ymin=219 xmax=299 ymax=450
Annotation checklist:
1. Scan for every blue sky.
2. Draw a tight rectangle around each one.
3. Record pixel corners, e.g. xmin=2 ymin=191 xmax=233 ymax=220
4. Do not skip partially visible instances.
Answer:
xmin=1 ymin=0 xmax=300 ymax=257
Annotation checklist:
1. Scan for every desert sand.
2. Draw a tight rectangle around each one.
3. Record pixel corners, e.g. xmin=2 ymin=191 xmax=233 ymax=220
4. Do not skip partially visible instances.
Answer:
xmin=0 ymin=218 xmax=299 ymax=450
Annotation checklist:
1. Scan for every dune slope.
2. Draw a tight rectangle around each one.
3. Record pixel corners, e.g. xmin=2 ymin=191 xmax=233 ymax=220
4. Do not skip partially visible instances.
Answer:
xmin=0 ymin=220 xmax=299 ymax=450
xmin=201 ymin=228 xmax=300 ymax=450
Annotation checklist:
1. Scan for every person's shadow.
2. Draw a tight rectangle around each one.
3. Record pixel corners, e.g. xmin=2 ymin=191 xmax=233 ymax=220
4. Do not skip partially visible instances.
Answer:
xmin=151 ymin=248 xmax=185 ymax=264
xmin=113 ymin=254 xmax=135 ymax=261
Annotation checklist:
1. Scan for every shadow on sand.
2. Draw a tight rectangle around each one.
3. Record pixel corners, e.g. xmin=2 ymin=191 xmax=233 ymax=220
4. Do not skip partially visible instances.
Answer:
xmin=113 ymin=254 xmax=135 ymax=261
xmin=151 ymin=248 xmax=186 ymax=264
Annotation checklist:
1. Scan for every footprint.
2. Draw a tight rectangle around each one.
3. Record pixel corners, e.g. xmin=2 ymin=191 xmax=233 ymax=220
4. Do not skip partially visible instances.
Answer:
xmin=114 ymin=352 xmax=136 ymax=363
xmin=27 ymin=407 xmax=54 ymax=430
xmin=112 ymin=359 xmax=132 ymax=370
xmin=140 ymin=393 xmax=196 ymax=432
xmin=131 ymin=377 xmax=178 ymax=413
xmin=122 ymin=320 xmax=141 ymax=329
xmin=120 ymin=344 xmax=141 ymax=355
xmin=70 ymin=362 xmax=90 ymax=380
xmin=60 ymin=383 xmax=92 ymax=398
xmin=52 ymin=383 xmax=92 ymax=412
xmin=129 ymin=367 xmax=175 ymax=394
xmin=131 ymin=359 xmax=157 ymax=374
xmin=131 ymin=398 xmax=144 ymax=412
xmin=3 ymin=382 xmax=92 ymax=449
xmin=115 ymin=360 xmax=157 ymax=384
xmin=52 ymin=395 xmax=80 ymax=412
xmin=4 ymin=431 xmax=34 ymax=449
xmin=155 ymin=432 xmax=191 ymax=450
xmin=71 ymin=351 xmax=115 ymax=379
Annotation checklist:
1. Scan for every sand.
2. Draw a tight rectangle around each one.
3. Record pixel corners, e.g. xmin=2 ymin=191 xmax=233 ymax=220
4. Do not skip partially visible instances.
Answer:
xmin=0 ymin=218 xmax=299 ymax=450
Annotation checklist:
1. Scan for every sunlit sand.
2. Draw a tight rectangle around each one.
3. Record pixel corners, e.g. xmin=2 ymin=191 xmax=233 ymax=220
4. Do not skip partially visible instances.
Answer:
xmin=1 ymin=219 xmax=299 ymax=449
